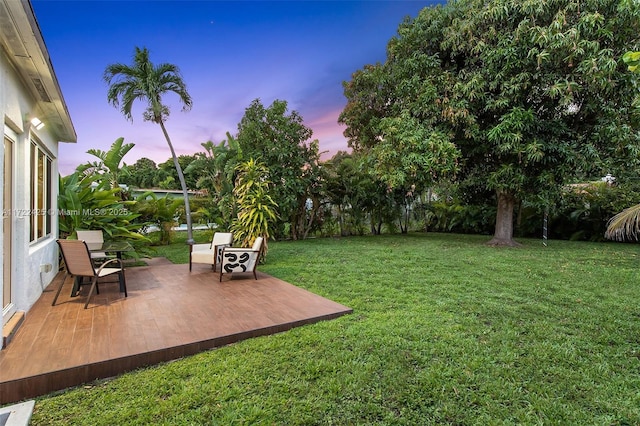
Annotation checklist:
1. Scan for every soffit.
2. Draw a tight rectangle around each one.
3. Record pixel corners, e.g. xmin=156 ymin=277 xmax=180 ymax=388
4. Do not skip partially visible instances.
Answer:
xmin=0 ymin=0 xmax=76 ymax=142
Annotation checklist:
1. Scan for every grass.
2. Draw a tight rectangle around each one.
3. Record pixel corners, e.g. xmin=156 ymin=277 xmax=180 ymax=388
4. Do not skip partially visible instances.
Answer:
xmin=29 ymin=232 xmax=640 ymax=425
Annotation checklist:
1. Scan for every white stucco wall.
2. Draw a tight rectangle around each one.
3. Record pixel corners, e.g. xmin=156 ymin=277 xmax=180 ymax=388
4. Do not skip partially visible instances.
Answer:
xmin=1 ymin=47 xmax=60 ymax=315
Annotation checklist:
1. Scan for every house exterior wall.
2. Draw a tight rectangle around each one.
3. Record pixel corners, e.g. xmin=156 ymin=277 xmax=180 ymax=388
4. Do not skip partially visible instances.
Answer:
xmin=1 ymin=46 xmax=60 ymax=318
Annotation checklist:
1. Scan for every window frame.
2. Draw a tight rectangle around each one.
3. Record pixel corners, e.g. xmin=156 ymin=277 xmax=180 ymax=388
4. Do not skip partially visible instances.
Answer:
xmin=29 ymin=139 xmax=53 ymax=243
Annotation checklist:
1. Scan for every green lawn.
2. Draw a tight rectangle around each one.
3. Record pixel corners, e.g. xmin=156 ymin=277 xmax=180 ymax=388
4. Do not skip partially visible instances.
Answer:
xmin=30 ymin=233 xmax=640 ymax=425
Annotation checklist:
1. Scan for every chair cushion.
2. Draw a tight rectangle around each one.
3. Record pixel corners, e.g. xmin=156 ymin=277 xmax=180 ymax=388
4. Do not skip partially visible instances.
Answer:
xmin=76 ymin=230 xmax=104 ymax=244
xmin=212 ymin=232 xmax=234 ymax=246
xmin=97 ymin=267 xmax=124 ymax=278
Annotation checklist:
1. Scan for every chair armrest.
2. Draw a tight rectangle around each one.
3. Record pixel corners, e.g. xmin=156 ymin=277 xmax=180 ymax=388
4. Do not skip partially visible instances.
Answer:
xmin=213 ymin=243 xmax=232 ymax=251
xmin=223 ymin=247 xmax=257 ymax=253
xmin=96 ymin=257 xmax=124 ymax=274
xmin=191 ymin=243 xmax=211 ymax=252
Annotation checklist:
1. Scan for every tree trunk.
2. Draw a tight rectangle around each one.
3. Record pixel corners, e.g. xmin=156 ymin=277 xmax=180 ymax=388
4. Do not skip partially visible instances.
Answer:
xmin=399 ymin=200 xmax=410 ymax=234
xmin=159 ymin=121 xmax=194 ymax=245
xmin=302 ymin=195 xmax=320 ymax=240
xmin=337 ymin=205 xmax=345 ymax=237
xmin=486 ymin=190 xmax=521 ymax=247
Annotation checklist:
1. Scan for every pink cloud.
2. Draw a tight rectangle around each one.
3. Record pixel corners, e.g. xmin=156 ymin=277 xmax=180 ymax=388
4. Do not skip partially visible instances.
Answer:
xmin=304 ymin=107 xmax=351 ymax=160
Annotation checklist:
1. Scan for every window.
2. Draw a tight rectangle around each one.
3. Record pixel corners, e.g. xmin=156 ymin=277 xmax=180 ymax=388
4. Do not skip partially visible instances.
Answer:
xmin=30 ymin=140 xmax=53 ymax=242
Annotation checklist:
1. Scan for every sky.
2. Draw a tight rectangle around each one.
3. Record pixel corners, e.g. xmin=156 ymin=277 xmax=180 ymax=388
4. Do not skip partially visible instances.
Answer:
xmin=31 ymin=0 xmax=443 ymax=175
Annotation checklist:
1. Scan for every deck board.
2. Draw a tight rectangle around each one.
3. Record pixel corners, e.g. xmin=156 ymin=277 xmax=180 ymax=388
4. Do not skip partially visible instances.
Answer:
xmin=0 ymin=262 xmax=352 ymax=405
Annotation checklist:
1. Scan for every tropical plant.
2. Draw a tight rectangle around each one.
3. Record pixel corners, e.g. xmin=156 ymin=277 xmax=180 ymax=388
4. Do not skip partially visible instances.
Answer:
xmin=604 ymin=51 xmax=640 ymax=241
xmin=58 ymin=171 xmax=148 ymax=250
xmin=131 ymin=192 xmax=183 ymax=245
xmin=623 ymin=50 xmax=640 ymax=73
xmin=77 ymin=137 xmax=134 ymax=199
xmin=231 ymin=159 xmax=278 ymax=258
xmin=324 ymin=152 xmax=410 ymax=236
xmin=605 ymin=204 xmax=640 ymax=241
xmin=184 ymin=133 xmax=243 ymax=229
xmin=103 ymin=46 xmax=195 ymax=245
xmin=324 ymin=152 xmax=364 ymax=236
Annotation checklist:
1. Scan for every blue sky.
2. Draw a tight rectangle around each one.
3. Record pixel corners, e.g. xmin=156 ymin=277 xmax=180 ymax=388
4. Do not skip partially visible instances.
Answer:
xmin=31 ymin=1 xmax=443 ymax=175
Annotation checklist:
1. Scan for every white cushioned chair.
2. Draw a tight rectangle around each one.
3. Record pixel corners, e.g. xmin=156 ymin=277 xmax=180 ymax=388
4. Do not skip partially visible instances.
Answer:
xmin=76 ymin=229 xmax=108 ymax=260
xmin=219 ymin=237 xmax=264 ymax=281
xmin=189 ymin=232 xmax=233 ymax=271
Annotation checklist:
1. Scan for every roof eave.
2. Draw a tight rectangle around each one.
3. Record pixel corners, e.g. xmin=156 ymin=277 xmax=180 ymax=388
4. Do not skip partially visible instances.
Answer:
xmin=0 ymin=0 xmax=77 ymax=143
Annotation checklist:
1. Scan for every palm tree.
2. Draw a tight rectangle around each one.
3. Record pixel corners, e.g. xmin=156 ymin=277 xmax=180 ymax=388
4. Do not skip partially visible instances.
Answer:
xmin=605 ymin=205 xmax=640 ymax=242
xmin=103 ymin=46 xmax=195 ymax=244
xmin=184 ymin=132 xmax=243 ymax=229
xmin=604 ymin=52 xmax=640 ymax=242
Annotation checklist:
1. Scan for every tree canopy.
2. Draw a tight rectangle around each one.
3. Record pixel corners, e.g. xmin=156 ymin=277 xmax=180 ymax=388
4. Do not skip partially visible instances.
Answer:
xmin=236 ymin=99 xmax=323 ymax=240
xmin=340 ymin=0 xmax=640 ymax=246
xmin=123 ymin=157 xmax=160 ymax=189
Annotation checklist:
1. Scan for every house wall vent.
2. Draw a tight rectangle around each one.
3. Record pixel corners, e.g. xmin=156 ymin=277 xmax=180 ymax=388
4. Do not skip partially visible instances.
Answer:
xmin=31 ymin=77 xmax=51 ymax=102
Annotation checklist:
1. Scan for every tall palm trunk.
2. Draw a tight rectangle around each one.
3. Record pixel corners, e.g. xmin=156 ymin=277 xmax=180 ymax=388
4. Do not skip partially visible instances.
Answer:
xmin=159 ymin=120 xmax=194 ymax=245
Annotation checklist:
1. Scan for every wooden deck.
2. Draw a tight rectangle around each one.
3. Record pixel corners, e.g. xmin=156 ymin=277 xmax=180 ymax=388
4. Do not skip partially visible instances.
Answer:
xmin=0 ymin=260 xmax=352 ymax=405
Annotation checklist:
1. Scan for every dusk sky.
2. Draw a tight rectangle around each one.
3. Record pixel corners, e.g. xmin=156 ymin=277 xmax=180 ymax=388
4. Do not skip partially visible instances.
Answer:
xmin=31 ymin=1 xmax=443 ymax=175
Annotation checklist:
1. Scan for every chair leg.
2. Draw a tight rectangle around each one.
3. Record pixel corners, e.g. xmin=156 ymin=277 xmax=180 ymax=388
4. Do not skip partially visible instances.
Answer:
xmin=121 ymin=270 xmax=128 ymax=297
xmin=84 ymin=277 xmax=99 ymax=309
xmin=80 ymin=277 xmax=99 ymax=294
xmin=51 ymin=272 xmax=69 ymax=306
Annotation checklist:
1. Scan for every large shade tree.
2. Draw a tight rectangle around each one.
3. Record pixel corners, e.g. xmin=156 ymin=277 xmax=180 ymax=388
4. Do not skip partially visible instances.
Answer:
xmin=340 ymin=0 xmax=640 ymax=246
xmin=123 ymin=157 xmax=160 ymax=189
xmin=158 ymin=154 xmax=199 ymax=190
xmin=104 ymin=46 xmax=195 ymax=244
xmin=236 ymin=99 xmax=323 ymax=240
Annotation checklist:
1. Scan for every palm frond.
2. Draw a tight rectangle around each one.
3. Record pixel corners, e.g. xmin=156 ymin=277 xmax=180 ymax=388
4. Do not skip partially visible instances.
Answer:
xmin=605 ymin=204 xmax=640 ymax=241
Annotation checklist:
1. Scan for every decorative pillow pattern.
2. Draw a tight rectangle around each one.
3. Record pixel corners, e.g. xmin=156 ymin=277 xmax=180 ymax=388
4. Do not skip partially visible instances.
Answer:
xmin=223 ymin=251 xmax=254 ymax=273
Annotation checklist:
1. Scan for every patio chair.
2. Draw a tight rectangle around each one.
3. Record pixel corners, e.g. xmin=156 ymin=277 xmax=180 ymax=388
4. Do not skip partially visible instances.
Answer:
xmin=76 ymin=229 xmax=108 ymax=260
xmin=53 ymin=239 xmax=127 ymax=309
xmin=219 ymin=236 xmax=264 ymax=281
xmin=189 ymin=232 xmax=233 ymax=271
